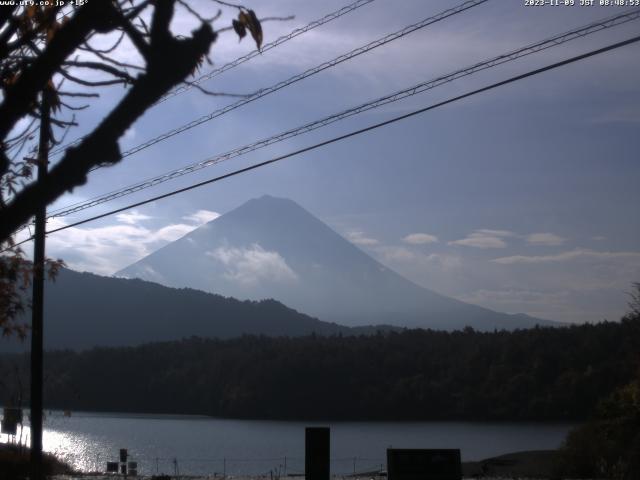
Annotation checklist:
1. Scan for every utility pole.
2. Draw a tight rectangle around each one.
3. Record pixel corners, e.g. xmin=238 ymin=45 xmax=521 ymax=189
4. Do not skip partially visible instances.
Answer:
xmin=30 ymin=90 xmax=50 ymax=480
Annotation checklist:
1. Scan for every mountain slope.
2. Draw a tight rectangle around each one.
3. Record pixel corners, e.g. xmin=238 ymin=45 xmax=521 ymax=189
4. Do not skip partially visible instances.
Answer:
xmin=0 ymin=268 xmax=350 ymax=352
xmin=118 ymin=195 xmax=557 ymax=330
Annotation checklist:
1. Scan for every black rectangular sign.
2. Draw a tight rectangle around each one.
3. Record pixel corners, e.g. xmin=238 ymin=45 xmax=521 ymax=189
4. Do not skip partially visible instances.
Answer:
xmin=387 ymin=449 xmax=461 ymax=480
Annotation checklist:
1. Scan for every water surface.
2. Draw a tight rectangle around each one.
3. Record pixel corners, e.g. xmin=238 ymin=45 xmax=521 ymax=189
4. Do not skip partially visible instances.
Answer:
xmin=2 ymin=411 xmax=574 ymax=476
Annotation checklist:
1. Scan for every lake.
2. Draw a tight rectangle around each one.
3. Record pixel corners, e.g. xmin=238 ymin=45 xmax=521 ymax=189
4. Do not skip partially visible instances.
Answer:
xmin=2 ymin=411 xmax=574 ymax=476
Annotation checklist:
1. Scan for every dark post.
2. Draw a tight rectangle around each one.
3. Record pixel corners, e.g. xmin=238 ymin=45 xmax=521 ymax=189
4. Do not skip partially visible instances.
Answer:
xmin=305 ymin=427 xmax=330 ymax=480
xmin=30 ymin=91 xmax=50 ymax=480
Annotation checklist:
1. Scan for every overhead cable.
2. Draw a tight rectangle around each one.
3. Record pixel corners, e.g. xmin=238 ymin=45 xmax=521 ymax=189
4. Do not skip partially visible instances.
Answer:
xmin=50 ymin=0 xmax=489 ymax=160
xmin=49 ymin=0 xmax=377 ymax=155
xmin=46 ymin=8 xmax=640 ymax=219
xmin=8 ymin=32 xmax=637 ymax=251
xmin=158 ymin=0 xmax=377 ymax=104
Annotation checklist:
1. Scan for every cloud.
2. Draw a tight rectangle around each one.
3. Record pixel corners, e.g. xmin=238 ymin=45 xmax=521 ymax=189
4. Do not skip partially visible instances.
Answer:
xmin=492 ymin=248 xmax=640 ymax=265
xmin=378 ymin=246 xmax=417 ymax=262
xmin=41 ymin=217 xmax=204 ymax=275
xmin=153 ymin=224 xmax=195 ymax=242
xmin=459 ymin=289 xmax=570 ymax=308
xmin=115 ymin=210 xmax=152 ymax=225
xmin=457 ymin=287 xmax=631 ymax=324
xmin=456 ymin=288 xmax=578 ymax=322
xmin=183 ymin=209 xmax=220 ymax=224
xmin=123 ymin=265 xmax=165 ymax=283
xmin=207 ymin=244 xmax=298 ymax=286
xmin=346 ymin=230 xmax=378 ymax=246
xmin=450 ymin=230 xmax=565 ymax=248
xmin=449 ymin=229 xmax=514 ymax=249
xmin=377 ymin=246 xmax=462 ymax=271
xmin=403 ymin=233 xmax=438 ymax=245
xmin=450 ymin=235 xmax=507 ymax=249
xmin=526 ymin=232 xmax=565 ymax=246
xmin=477 ymin=229 xmax=516 ymax=237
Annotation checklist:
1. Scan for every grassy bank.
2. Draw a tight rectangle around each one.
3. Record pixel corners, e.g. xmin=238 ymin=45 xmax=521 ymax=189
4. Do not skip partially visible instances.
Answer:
xmin=0 ymin=443 xmax=75 ymax=478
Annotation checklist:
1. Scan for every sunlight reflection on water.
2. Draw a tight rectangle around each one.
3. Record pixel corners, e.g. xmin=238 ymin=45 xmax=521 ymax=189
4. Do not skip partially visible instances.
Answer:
xmin=3 ymin=411 xmax=574 ymax=476
xmin=44 ymin=429 xmax=98 ymax=472
xmin=2 ymin=420 xmax=104 ymax=472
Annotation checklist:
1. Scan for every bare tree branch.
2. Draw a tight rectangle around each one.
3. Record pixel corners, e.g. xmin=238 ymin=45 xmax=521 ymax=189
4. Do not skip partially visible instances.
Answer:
xmin=0 ymin=2 xmax=115 ymax=147
xmin=78 ymin=31 xmax=126 ymax=55
xmin=62 ymin=60 xmax=137 ymax=83
xmin=58 ymin=69 xmax=129 ymax=87
xmin=0 ymin=1 xmax=218 ymax=241
xmin=58 ymin=91 xmax=100 ymax=98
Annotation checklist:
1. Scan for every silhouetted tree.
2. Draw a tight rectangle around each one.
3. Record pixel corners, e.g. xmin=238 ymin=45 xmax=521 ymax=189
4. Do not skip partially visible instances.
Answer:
xmin=2 ymin=317 xmax=638 ymax=421
xmin=0 ymin=1 xmax=265 ymax=335
xmin=556 ymin=370 xmax=640 ymax=479
xmin=627 ymin=282 xmax=640 ymax=319
xmin=555 ymin=288 xmax=640 ymax=479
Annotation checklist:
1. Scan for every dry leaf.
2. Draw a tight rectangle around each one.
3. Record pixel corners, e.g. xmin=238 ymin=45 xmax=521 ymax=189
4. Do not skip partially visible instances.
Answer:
xmin=246 ymin=10 xmax=262 ymax=50
xmin=234 ymin=9 xmax=263 ymax=51
xmin=232 ymin=19 xmax=246 ymax=40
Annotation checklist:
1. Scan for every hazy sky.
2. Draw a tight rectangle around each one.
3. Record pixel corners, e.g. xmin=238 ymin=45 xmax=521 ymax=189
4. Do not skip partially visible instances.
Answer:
xmin=16 ymin=0 xmax=640 ymax=324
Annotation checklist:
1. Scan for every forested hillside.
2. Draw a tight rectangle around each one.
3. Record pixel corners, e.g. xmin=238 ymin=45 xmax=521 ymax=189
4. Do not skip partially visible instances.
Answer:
xmin=1 ymin=319 xmax=638 ymax=421
xmin=0 ymin=268 xmax=352 ymax=353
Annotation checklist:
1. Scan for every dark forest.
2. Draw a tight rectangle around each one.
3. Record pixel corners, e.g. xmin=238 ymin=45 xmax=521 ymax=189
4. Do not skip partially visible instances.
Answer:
xmin=2 ymin=318 xmax=638 ymax=421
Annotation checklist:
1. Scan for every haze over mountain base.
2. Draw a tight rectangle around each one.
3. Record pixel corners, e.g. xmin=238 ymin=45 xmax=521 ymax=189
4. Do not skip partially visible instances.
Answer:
xmin=118 ymin=195 xmax=558 ymax=331
xmin=0 ymin=268 xmax=351 ymax=352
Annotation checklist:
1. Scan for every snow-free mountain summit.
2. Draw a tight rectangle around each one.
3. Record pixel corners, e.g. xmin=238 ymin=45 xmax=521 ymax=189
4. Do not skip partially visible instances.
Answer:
xmin=118 ymin=195 xmax=556 ymax=330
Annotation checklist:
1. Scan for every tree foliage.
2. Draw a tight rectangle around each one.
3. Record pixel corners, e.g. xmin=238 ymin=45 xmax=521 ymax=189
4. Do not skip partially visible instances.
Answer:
xmin=555 ymin=373 xmax=640 ymax=479
xmin=555 ymin=299 xmax=640 ymax=479
xmin=0 ymin=0 xmax=263 ymax=335
xmin=627 ymin=281 xmax=640 ymax=319
xmin=2 ymin=317 xmax=638 ymax=421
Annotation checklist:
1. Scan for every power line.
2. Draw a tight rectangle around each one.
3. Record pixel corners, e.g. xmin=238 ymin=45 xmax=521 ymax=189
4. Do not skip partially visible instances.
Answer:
xmin=45 ymin=0 xmax=495 ymax=217
xmin=157 ymin=0 xmax=376 ymax=104
xmin=46 ymin=8 xmax=640 ymax=219
xmin=49 ymin=0 xmax=376 ymax=156
xmin=10 ymin=33 xmax=639 ymax=250
xmin=50 ymin=0 xmax=489 ymax=161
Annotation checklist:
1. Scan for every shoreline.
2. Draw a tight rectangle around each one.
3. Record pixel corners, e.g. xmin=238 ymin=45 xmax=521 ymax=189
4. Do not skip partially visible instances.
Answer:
xmin=6 ymin=406 xmax=582 ymax=424
xmin=462 ymin=450 xmax=558 ymax=478
xmin=2 ymin=444 xmax=560 ymax=479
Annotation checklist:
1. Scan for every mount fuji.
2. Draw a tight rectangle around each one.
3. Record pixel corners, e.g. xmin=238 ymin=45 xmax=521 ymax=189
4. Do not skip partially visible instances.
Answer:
xmin=117 ymin=195 xmax=557 ymax=331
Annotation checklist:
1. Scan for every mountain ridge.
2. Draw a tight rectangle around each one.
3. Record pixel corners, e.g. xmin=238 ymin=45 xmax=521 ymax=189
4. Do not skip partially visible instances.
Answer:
xmin=0 ymin=267 xmax=360 ymax=353
xmin=118 ymin=195 xmax=558 ymax=331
